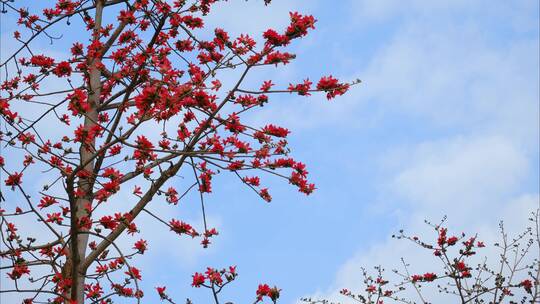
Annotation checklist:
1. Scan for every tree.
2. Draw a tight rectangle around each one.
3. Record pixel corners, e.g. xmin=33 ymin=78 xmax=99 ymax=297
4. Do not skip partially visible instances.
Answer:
xmin=302 ymin=211 xmax=540 ymax=304
xmin=0 ymin=1 xmax=358 ymax=303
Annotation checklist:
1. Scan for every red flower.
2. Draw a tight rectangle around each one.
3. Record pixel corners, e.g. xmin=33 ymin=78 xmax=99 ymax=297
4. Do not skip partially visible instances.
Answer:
xmin=7 ymin=263 xmax=30 ymax=280
xmin=191 ymin=272 xmax=206 ymax=287
xmin=316 ymin=75 xmax=349 ymax=99
xmin=133 ymin=239 xmax=148 ymax=254
xmin=259 ymin=188 xmax=272 ymax=202
xmin=109 ymin=144 xmax=122 ymax=155
xmin=205 ymin=267 xmax=223 ymax=285
xmin=265 ymin=51 xmax=295 ymax=66
xmin=340 ymin=289 xmax=351 ymax=296
xmin=288 ymin=79 xmax=312 ymax=96
xmin=18 ymin=132 xmax=35 ymax=145
xmin=455 ymin=261 xmax=467 ymax=271
xmin=169 ymin=219 xmax=198 ymax=237
xmin=256 ymin=284 xmax=271 ymax=299
xmin=71 ymin=42 xmax=83 ymax=56
xmin=125 ymin=266 xmax=142 ymax=280
xmin=102 ymin=167 xmax=122 ymax=180
xmin=235 ymin=94 xmax=259 ymax=107
xmin=95 ymin=264 xmax=108 ymax=274
xmin=423 ymin=273 xmax=437 ymax=282
xmin=256 ymin=284 xmax=280 ymax=302
xmin=232 ymin=34 xmax=256 ymax=55
xmin=437 ymin=227 xmax=447 ymax=246
xmin=165 ymin=187 xmax=179 ymax=204
xmin=5 ymin=172 xmax=23 ymax=187
xmin=133 ymin=135 xmax=157 ymax=164
xmin=46 ymin=213 xmax=63 ymax=224
xmin=181 ymin=15 xmax=204 ymax=29
xmin=23 ymin=154 xmax=34 ymax=166
xmin=30 ymin=54 xmax=55 ymax=68
xmin=225 ymin=113 xmax=246 ymax=134
xmin=285 ymin=12 xmax=316 ymax=39
xmin=262 ymin=124 xmax=290 ymax=137
xmin=38 ymin=196 xmax=57 ymax=209
xmin=263 ymin=29 xmax=289 ymax=46
xmin=53 ymin=61 xmax=72 ymax=77
xmin=447 ymin=236 xmax=458 ymax=245
xmin=85 ymin=283 xmax=103 ymax=299
xmin=260 ymin=80 xmax=274 ymax=92
xmin=156 ymin=286 xmax=167 ymax=299
xmin=243 ymin=176 xmax=260 ymax=187
xmin=118 ymin=10 xmax=136 ymax=24
xmin=520 ymin=279 xmax=533 ymax=294
xmin=411 ymin=273 xmax=437 ymax=283
xmin=67 ymin=89 xmax=89 ymax=116
xmin=99 ymin=216 xmax=118 ymax=230
xmin=176 ymin=39 xmax=194 ymax=52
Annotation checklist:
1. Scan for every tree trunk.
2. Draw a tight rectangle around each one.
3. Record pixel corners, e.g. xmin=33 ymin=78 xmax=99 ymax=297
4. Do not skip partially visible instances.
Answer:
xmin=66 ymin=1 xmax=104 ymax=302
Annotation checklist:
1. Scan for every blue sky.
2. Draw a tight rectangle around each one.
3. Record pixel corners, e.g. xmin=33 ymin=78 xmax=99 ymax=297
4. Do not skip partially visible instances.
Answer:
xmin=1 ymin=1 xmax=539 ymax=303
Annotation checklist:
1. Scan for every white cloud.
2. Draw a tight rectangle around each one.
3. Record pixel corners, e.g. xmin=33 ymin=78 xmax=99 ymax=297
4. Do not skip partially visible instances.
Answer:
xmin=393 ymin=135 xmax=527 ymax=211
xmin=349 ymin=0 xmax=537 ymax=32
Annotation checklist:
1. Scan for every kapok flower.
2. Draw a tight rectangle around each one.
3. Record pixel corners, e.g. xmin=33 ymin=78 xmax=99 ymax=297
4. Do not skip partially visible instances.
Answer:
xmin=191 ymin=272 xmax=205 ymax=287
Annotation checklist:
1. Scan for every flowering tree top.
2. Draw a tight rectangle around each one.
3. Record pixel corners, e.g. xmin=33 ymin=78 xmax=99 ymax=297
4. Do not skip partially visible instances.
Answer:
xmin=0 ymin=0 xmax=358 ymax=303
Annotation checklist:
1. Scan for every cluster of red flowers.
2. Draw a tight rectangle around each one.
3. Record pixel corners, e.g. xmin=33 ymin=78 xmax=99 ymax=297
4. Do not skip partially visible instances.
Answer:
xmin=111 ymin=282 xmax=143 ymax=299
xmin=0 ymin=97 xmax=18 ymax=121
xmin=133 ymin=239 xmax=148 ymax=254
xmin=85 ymin=283 xmax=103 ymax=300
xmin=133 ymin=135 xmax=157 ymax=165
xmin=191 ymin=266 xmax=238 ymax=288
xmin=260 ymin=124 xmax=290 ymax=138
xmin=125 ymin=266 xmax=142 ymax=281
xmin=225 ymin=113 xmax=247 ymax=134
xmin=29 ymin=54 xmax=55 ymax=69
xmin=52 ymin=61 xmax=72 ymax=77
xmin=264 ymin=51 xmax=295 ymax=66
xmin=98 ymin=212 xmax=136 ymax=234
xmin=17 ymin=132 xmax=35 ymax=145
xmin=520 ymin=279 xmax=533 ymax=294
xmin=73 ymin=123 xmax=103 ymax=146
xmin=263 ymin=12 xmax=315 ymax=47
xmin=201 ymin=228 xmax=219 ymax=248
xmin=38 ymin=196 xmax=58 ymax=209
xmin=169 ymin=219 xmax=198 ymax=237
xmin=7 ymin=262 xmax=31 ymax=280
xmin=198 ymin=162 xmax=215 ymax=193
xmin=43 ymin=0 xmax=80 ymax=19
xmin=288 ymin=79 xmax=313 ymax=96
xmin=5 ymin=171 xmax=23 ymax=187
xmin=411 ymin=272 xmax=437 ymax=283
xmin=45 ymin=212 xmax=63 ymax=225
xmin=67 ymin=89 xmax=89 ymax=116
xmin=454 ymin=260 xmax=472 ymax=278
xmin=316 ymin=75 xmax=350 ymax=99
xmin=256 ymin=284 xmax=281 ymax=303
xmin=235 ymin=94 xmax=268 ymax=107
xmin=95 ymin=168 xmax=123 ymax=202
